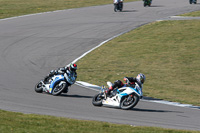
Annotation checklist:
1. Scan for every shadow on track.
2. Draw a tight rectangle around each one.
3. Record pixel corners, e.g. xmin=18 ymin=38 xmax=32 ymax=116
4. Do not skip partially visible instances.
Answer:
xmin=132 ymin=108 xmax=183 ymax=113
xmin=60 ymin=94 xmax=93 ymax=98
xmin=99 ymin=106 xmax=182 ymax=113
xmin=150 ymin=5 xmax=165 ymax=7
xmin=121 ymin=10 xmax=137 ymax=12
xmin=142 ymin=96 xmax=162 ymax=100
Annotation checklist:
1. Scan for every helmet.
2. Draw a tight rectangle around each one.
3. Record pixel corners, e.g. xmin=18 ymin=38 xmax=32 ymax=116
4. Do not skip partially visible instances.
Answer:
xmin=136 ymin=73 xmax=146 ymax=84
xmin=69 ymin=63 xmax=77 ymax=72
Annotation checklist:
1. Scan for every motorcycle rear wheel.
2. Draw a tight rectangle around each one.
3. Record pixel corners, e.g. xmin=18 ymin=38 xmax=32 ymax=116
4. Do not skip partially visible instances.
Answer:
xmin=114 ymin=4 xmax=118 ymax=12
xmin=120 ymin=94 xmax=139 ymax=110
xmin=35 ymin=81 xmax=43 ymax=93
xmin=52 ymin=82 xmax=66 ymax=96
xmin=92 ymin=94 xmax=103 ymax=106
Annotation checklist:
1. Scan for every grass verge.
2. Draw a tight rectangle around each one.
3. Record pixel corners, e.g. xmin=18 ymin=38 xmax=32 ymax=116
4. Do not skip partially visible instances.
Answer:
xmin=76 ymin=20 xmax=200 ymax=106
xmin=0 ymin=110 xmax=199 ymax=133
xmin=180 ymin=10 xmax=200 ymax=17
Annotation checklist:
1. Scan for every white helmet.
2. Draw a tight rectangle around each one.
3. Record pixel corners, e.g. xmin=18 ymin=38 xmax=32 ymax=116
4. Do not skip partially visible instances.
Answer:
xmin=136 ymin=73 xmax=146 ymax=84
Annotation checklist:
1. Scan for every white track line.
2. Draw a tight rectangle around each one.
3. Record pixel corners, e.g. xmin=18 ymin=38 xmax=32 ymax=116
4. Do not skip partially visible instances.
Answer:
xmin=0 ymin=9 xmax=72 ymax=21
xmin=76 ymin=81 xmax=200 ymax=110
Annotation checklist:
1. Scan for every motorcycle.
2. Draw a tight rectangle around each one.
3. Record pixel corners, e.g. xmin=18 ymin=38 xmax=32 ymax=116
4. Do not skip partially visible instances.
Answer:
xmin=35 ymin=71 xmax=76 ymax=96
xmin=92 ymin=81 xmax=143 ymax=110
xmin=143 ymin=0 xmax=152 ymax=7
xmin=189 ymin=0 xmax=197 ymax=4
xmin=114 ymin=0 xmax=123 ymax=12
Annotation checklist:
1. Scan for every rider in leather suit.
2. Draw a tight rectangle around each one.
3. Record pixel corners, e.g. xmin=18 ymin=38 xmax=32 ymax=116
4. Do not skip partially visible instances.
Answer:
xmin=106 ymin=73 xmax=146 ymax=97
xmin=44 ymin=63 xmax=77 ymax=85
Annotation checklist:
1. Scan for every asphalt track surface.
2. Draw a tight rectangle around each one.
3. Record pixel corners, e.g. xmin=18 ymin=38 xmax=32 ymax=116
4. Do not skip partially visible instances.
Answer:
xmin=0 ymin=0 xmax=200 ymax=131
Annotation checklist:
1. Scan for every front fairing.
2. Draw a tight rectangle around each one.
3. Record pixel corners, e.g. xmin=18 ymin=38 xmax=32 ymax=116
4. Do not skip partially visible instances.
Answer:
xmin=135 ymin=83 xmax=143 ymax=98
xmin=117 ymin=85 xmax=143 ymax=99
xmin=49 ymin=75 xmax=65 ymax=93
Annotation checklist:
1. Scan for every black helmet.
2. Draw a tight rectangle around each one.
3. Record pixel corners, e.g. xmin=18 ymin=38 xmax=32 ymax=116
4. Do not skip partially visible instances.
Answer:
xmin=69 ymin=63 xmax=77 ymax=72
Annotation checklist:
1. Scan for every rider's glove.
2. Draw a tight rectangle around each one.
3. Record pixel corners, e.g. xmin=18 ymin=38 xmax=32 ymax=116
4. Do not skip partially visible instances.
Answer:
xmin=123 ymin=77 xmax=128 ymax=83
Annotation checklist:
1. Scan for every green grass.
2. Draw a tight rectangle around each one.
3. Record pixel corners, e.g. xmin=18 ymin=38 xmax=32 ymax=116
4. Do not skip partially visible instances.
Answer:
xmin=1 ymin=110 xmax=199 ymax=133
xmin=77 ymin=20 xmax=200 ymax=106
xmin=0 ymin=0 xmax=138 ymax=19
xmin=180 ymin=11 xmax=200 ymax=17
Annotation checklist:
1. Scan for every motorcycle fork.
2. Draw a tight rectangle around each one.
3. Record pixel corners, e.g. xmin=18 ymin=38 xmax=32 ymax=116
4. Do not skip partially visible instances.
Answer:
xmin=41 ymin=81 xmax=49 ymax=92
xmin=127 ymin=94 xmax=134 ymax=101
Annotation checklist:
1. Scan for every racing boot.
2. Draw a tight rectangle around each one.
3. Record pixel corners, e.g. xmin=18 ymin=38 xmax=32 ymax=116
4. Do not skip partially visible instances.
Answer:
xmin=105 ymin=86 xmax=113 ymax=98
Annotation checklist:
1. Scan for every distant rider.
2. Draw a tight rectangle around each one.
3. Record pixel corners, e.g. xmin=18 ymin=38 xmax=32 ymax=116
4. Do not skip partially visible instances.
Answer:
xmin=44 ymin=63 xmax=77 ymax=86
xmin=143 ymin=0 xmax=152 ymax=6
xmin=105 ymin=73 xmax=146 ymax=97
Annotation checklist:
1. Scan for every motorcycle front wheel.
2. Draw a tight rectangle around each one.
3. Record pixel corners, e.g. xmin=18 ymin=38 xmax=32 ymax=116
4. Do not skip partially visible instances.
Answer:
xmin=35 ymin=81 xmax=43 ymax=93
xmin=120 ymin=94 xmax=139 ymax=110
xmin=52 ymin=82 xmax=66 ymax=96
xmin=92 ymin=94 xmax=103 ymax=106
xmin=144 ymin=2 xmax=147 ymax=7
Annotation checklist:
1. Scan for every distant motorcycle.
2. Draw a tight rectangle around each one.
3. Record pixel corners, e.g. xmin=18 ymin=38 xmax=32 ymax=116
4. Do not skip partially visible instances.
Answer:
xmin=35 ymin=71 xmax=76 ymax=96
xmin=92 ymin=81 xmax=143 ymax=110
xmin=143 ymin=0 xmax=152 ymax=7
xmin=114 ymin=0 xmax=123 ymax=12
xmin=189 ymin=0 xmax=197 ymax=4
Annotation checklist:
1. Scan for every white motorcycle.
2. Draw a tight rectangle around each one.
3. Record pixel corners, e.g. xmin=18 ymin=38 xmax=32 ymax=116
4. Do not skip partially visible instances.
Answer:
xmin=92 ymin=81 xmax=143 ymax=110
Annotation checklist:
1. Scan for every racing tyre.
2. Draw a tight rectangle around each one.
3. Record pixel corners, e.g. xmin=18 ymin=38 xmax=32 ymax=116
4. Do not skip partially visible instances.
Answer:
xmin=52 ymin=82 xmax=66 ymax=96
xmin=120 ymin=94 xmax=139 ymax=110
xmin=92 ymin=94 xmax=103 ymax=106
xmin=119 ymin=3 xmax=123 ymax=11
xmin=35 ymin=81 xmax=43 ymax=93
xmin=114 ymin=5 xmax=118 ymax=12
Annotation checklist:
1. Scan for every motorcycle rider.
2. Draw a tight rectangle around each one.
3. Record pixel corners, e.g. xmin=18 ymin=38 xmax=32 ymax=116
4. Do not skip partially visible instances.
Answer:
xmin=43 ymin=63 xmax=77 ymax=86
xmin=143 ymin=0 xmax=152 ymax=6
xmin=114 ymin=0 xmax=123 ymax=12
xmin=105 ymin=73 xmax=146 ymax=97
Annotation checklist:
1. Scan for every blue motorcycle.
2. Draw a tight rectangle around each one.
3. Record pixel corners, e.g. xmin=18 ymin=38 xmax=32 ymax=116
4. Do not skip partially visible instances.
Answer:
xmin=35 ymin=72 xmax=76 ymax=96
